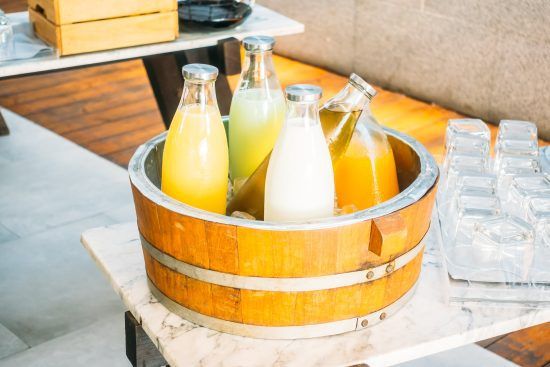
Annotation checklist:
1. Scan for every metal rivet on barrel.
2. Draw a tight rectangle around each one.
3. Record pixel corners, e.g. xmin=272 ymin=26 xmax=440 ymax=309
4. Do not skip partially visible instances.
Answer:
xmin=380 ymin=312 xmax=387 ymax=320
xmin=386 ymin=264 xmax=394 ymax=273
xmin=366 ymin=271 xmax=374 ymax=279
xmin=361 ymin=319 xmax=369 ymax=328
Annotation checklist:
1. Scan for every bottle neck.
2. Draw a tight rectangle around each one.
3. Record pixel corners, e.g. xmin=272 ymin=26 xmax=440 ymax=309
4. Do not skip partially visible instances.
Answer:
xmin=323 ymin=82 xmax=372 ymax=113
xmin=180 ymin=79 xmax=217 ymax=110
xmin=286 ymin=100 xmax=320 ymax=126
xmin=239 ymin=50 xmax=280 ymax=91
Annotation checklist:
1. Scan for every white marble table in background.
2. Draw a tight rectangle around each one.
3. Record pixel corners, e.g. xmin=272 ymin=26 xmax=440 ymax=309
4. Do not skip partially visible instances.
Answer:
xmin=0 ymin=6 xmax=303 ymax=78
xmin=81 ymin=221 xmax=550 ymax=367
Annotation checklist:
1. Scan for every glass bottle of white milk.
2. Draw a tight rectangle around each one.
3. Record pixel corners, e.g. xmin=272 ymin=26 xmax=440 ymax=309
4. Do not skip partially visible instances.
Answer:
xmin=264 ymin=85 xmax=335 ymax=222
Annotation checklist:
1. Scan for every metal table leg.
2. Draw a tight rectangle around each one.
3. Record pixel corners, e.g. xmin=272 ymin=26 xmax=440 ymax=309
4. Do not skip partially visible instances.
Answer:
xmin=143 ymin=38 xmax=241 ymax=129
xmin=125 ymin=311 xmax=168 ymax=367
xmin=0 ymin=109 xmax=9 ymax=136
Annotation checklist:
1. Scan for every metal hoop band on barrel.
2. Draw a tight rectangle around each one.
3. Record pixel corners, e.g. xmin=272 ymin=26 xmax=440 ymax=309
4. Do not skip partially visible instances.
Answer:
xmin=147 ymin=278 xmax=418 ymax=339
xmin=140 ymin=229 xmax=428 ymax=292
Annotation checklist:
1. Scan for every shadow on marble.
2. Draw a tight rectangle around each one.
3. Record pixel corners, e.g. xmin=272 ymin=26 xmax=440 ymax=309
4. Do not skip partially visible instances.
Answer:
xmin=0 ymin=324 xmax=28 ymax=360
xmin=0 ymin=215 xmax=125 ymax=347
xmin=0 ymin=109 xmax=134 ymax=349
xmin=0 ymin=109 xmax=133 ymax=238
xmin=0 ymin=109 xmax=100 ymax=166
xmin=0 ymin=224 xmax=18 ymax=244
xmin=0 ymin=313 xmax=129 ymax=367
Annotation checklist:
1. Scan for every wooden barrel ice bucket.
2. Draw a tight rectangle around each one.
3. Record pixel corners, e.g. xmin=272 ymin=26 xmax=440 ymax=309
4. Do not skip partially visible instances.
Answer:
xmin=129 ymin=118 xmax=438 ymax=339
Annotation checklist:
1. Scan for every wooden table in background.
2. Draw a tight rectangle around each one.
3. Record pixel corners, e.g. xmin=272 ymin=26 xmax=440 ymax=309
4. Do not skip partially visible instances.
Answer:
xmin=0 ymin=2 xmax=548 ymax=365
xmin=0 ymin=7 xmax=303 ymax=127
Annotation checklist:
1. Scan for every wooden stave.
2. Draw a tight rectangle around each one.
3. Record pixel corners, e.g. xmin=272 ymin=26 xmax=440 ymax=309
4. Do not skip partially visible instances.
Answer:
xmin=146 ymin=278 xmax=419 ymax=339
xmin=142 ymin=244 xmax=424 ymax=327
xmin=139 ymin=230 xmax=428 ymax=292
xmin=131 ymin=183 xmax=436 ymax=278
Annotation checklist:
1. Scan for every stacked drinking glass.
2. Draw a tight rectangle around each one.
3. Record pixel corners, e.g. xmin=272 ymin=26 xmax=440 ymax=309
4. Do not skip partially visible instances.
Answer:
xmin=439 ymin=119 xmax=550 ymax=281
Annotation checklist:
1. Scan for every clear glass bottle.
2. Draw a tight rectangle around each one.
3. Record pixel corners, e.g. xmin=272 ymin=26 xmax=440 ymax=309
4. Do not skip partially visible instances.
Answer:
xmin=227 ymin=74 xmax=374 ymax=219
xmin=264 ymin=85 xmax=334 ymax=222
xmin=228 ymin=35 xmax=285 ymax=187
xmin=0 ymin=9 xmax=14 ymax=61
xmin=161 ymin=64 xmax=229 ymax=215
xmin=320 ymin=74 xmax=375 ymax=163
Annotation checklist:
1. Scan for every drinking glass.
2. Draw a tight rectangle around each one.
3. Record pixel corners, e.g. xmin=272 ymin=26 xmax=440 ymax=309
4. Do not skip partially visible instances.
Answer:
xmin=0 ymin=10 xmax=14 ymax=61
xmin=494 ymin=139 xmax=538 ymax=172
xmin=497 ymin=120 xmax=537 ymax=142
xmin=442 ymin=154 xmax=489 ymax=194
xmin=446 ymin=135 xmax=490 ymax=158
xmin=505 ymin=175 xmax=550 ymax=218
xmin=526 ymin=196 xmax=550 ymax=243
xmin=445 ymin=119 xmax=490 ymax=149
xmin=542 ymin=221 xmax=550 ymax=247
xmin=456 ymin=173 xmax=497 ymax=195
xmin=472 ymin=215 xmax=535 ymax=279
xmin=496 ymin=156 xmax=541 ymax=197
xmin=449 ymin=191 xmax=501 ymax=245
xmin=440 ymin=173 xmax=497 ymax=219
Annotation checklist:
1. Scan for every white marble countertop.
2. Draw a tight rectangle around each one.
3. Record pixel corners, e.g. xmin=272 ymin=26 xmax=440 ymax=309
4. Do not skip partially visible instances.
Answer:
xmin=81 ymin=221 xmax=550 ymax=367
xmin=0 ymin=6 xmax=303 ymax=78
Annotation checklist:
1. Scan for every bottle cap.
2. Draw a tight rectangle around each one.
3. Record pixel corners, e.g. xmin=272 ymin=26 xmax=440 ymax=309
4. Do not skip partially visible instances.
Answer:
xmin=182 ymin=64 xmax=218 ymax=81
xmin=349 ymin=73 xmax=377 ymax=99
xmin=285 ymin=84 xmax=322 ymax=102
xmin=243 ymin=35 xmax=275 ymax=52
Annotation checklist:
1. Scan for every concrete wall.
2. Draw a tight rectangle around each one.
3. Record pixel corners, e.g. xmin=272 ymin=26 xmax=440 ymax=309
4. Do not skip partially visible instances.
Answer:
xmin=258 ymin=0 xmax=550 ymax=139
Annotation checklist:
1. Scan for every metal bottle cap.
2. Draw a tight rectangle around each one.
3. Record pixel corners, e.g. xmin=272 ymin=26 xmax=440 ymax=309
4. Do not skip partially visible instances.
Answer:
xmin=349 ymin=73 xmax=377 ymax=99
xmin=285 ymin=84 xmax=323 ymax=102
xmin=182 ymin=64 xmax=218 ymax=81
xmin=243 ymin=35 xmax=275 ymax=52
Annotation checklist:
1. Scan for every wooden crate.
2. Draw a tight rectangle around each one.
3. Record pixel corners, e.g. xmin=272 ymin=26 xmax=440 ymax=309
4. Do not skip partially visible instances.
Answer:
xmin=28 ymin=0 xmax=179 ymax=56
xmin=27 ymin=0 xmax=177 ymax=24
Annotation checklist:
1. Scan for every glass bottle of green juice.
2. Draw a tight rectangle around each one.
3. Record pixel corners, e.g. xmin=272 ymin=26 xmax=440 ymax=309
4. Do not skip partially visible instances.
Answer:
xmin=228 ymin=35 xmax=286 ymax=189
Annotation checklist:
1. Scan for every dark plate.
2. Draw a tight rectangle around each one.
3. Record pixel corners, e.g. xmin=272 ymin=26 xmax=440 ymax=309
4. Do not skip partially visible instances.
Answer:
xmin=178 ymin=0 xmax=253 ymax=30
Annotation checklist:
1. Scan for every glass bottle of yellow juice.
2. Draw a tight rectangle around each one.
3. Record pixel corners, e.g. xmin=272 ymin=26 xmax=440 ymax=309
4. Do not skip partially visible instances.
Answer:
xmin=227 ymin=74 xmax=376 ymax=219
xmin=228 ymin=36 xmax=285 ymax=187
xmin=264 ymin=85 xmax=334 ymax=222
xmin=161 ymin=64 xmax=229 ymax=215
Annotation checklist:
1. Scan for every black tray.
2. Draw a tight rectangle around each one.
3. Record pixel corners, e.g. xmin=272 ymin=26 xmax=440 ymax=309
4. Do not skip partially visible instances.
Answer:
xmin=178 ymin=0 xmax=253 ymax=30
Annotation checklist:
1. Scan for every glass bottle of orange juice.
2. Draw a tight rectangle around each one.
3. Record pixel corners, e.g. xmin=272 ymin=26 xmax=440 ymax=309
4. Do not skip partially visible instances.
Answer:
xmin=161 ymin=64 xmax=229 ymax=215
xmin=333 ymin=86 xmax=399 ymax=210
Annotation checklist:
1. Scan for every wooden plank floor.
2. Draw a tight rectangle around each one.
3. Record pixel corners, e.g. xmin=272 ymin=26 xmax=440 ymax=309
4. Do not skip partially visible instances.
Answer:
xmin=0 ymin=1 xmax=548 ymax=366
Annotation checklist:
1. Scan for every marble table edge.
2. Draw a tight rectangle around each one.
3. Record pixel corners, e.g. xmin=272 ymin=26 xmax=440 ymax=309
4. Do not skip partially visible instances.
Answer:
xmin=364 ymin=315 xmax=540 ymax=367
xmin=80 ymin=223 xmax=550 ymax=367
